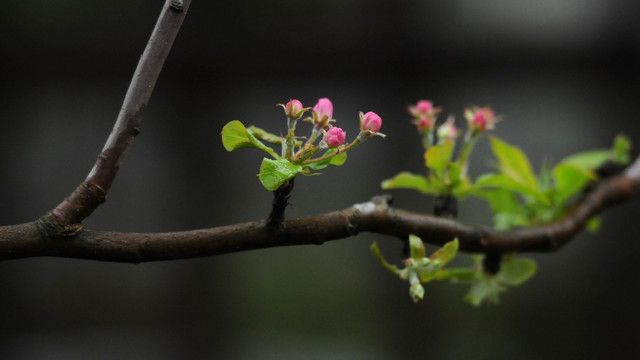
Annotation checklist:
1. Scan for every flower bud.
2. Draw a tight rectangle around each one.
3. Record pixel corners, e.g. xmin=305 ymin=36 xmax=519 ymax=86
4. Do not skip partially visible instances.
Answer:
xmin=408 ymin=100 xmax=436 ymax=118
xmin=311 ymin=98 xmax=334 ymax=129
xmin=279 ymin=99 xmax=306 ymax=120
xmin=359 ymin=111 xmax=382 ymax=133
xmin=464 ymin=106 xmax=496 ymax=134
xmin=409 ymin=100 xmax=440 ymax=134
xmin=437 ymin=116 xmax=458 ymax=142
xmin=324 ymin=127 xmax=346 ymax=148
xmin=414 ymin=117 xmax=434 ymax=133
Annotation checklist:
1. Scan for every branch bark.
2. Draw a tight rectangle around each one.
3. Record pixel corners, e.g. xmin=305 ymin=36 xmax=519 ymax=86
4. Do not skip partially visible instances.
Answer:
xmin=43 ymin=0 xmax=191 ymax=232
xmin=1 ymin=164 xmax=637 ymax=263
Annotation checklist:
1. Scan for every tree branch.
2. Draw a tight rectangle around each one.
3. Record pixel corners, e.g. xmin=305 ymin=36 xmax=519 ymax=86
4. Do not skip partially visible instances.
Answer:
xmin=44 ymin=0 xmax=191 ymax=231
xmin=3 ymin=1 xmax=639 ymax=264
xmin=1 ymin=160 xmax=638 ymax=263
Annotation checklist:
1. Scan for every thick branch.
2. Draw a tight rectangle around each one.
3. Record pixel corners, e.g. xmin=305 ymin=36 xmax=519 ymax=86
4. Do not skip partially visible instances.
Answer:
xmin=2 ymin=165 xmax=638 ymax=263
xmin=48 ymin=0 xmax=191 ymax=229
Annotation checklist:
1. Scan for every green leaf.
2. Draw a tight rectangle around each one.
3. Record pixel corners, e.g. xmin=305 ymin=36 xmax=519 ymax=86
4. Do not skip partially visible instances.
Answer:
xmin=489 ymin=137 xmax=538 ymax=191
xmin=497 ymin=258 xmax=537 ymax=286
xmin=427 ymin=267 xmax=477 ymax=282
xmin=380 ymin=172 xmax=432 ymax=194
xmin=492 ymin=213 xmax=531 ymax=230
xmin=469 ymin=186 xmax=523 ymax=214
xmin=221 ymin=121 xmax=280 ymax=159
xmin=474 ymin=173 xmax=549 ymax=205
xmin=370 ymin=242 xmax=400 ymax=275
xmin=429 ymin=238 xmax=459 ymax=267
xmin=559 ymin=150 xmax=610 ymax=171
xmin=465 ymin=275 xmax=505 ymax=306
xmin=307 ymin=150 xmax=347 ymax=170
xmin=425 ymin=141 xmax=454 ymax=172
xmin=408 ymin=234 xmax=426 ymax=261
xmin=221 ymin=120 xmax=254 ymax=151
xmin=258 ymin=158 xmax=302 ymax=191
xmin=330 ymin=151 xmax=347 ymax=166
xmin=247 ymin=126 xmax=283 ymax=145
xmin=551 ymin=163 xmax=595 ymax=204
xmin=612 ymin=134 xmax=631 ymax=164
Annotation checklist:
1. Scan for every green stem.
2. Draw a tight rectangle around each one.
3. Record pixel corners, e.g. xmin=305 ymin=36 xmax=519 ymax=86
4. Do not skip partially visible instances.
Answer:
xmin=294 ymin=145 xmax=322 ymax=164
xmin=421 ymin=130 xmax=434 ymax=151
xmin=458 ymin=132 xmax=478 ymax=178
xmin=302 ymin=139 xmax=360 ymax=165
xmin=284 ymin=127 xmax=296 ymax=160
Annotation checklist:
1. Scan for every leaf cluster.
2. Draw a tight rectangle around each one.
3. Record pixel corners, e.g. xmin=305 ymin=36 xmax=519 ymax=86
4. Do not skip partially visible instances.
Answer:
xmin=221 ymin=120 xmax=346 ymax=191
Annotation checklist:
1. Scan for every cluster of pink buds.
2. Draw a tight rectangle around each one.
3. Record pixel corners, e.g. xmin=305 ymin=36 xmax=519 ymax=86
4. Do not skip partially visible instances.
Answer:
xmin=408 ymin=100 xmax=497 ymax=147
xmin=408 ymin=100 xmax=441 ymax=134
xmin=277 ymin=97 xmax=384 ymax=162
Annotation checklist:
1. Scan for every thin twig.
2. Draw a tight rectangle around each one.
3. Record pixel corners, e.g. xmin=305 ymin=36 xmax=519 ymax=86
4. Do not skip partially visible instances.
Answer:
xmin=45 ymin=0 xmax=191 ymax=232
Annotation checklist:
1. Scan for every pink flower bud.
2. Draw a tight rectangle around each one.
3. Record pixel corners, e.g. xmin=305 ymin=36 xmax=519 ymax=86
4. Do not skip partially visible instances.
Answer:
xmin=409 ymin=100 xmax=434 ymax=118
xmin=359 ymin=111 xmax=382 ymax=133
xmin=312 ymin=98 xmax=334 ymax=128
xmin=409 ymin=99 xmax=442 ymax=119
xmin=280 ymin=99 xmax=306 ymax=120
xmin=437 ymin=116 xmax=458 ymax=141
xmin=465 ymin=106 xmax=496 ymax=133
xmin=414 ymin=117 xmax=434 ymax=133
xmin=324 ymin=127 xmax=346 ymax=148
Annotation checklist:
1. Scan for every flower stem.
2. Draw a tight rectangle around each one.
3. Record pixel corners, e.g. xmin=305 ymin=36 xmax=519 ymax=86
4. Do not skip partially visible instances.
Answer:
xmin=458 ymin=132 xmax=478 ymax=178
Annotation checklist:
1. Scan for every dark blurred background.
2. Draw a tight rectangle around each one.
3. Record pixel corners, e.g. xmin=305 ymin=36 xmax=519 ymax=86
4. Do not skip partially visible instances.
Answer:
xmin=1 ymin=0 xmax=639 ymax=358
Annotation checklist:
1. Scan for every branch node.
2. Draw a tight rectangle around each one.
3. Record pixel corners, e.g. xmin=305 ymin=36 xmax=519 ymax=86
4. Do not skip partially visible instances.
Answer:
xmin=170 ymin=0 xmax=184 ymax=12
xmin=36 ymin=212 xmax=83 ymax=239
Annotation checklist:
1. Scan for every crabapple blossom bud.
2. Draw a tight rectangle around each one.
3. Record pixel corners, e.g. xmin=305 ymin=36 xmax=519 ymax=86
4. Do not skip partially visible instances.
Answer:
xmin=464 ymin=106 xmax=496 ymax=134
xmin=324 ymin=127 xmax=346 ymax=148
xmin=408 ymin=100 xmax=435 ymax=118
xmin=437 ymin=116 xmax=458 ymax=142
xmin=312 ymin=98 xmax=334 ymax=129
xmin=280 ymin=99 xmax=306 ymax=120
xmin=409 ymin=100 xmax=440 ymax=134
xmin=415 ymin=117 xmax=434 ymax=133
xmin=359 ymin=111 xmax=382 ymax=133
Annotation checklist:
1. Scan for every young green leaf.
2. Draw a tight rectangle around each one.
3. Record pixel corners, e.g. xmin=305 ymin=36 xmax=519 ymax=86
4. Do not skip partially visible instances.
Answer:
xmin=258 ymin=158 xmax=302 ymax=191
xmin=551 ymin=163 xmax=595 ymax=204
xmin=370 ymin=242 xmax=400 ymax=275
xmin=559 ymin=150 xmax=610 ymax=171
xmin=465 ymin=275 xmax=505 ymax=306
xmin=474 ymin=173 xmax=549 ymax=205
xmin=380 ymin=172 xmax=432 ymax=194
xmin=330 ymin=151 xmax=347 ymax=166
xmin=429 ymin=238 xmax=459 ymax=267
xmin=497 ymin=258 xmax=537 ymax=286
xmin=221 ymin=120 xmax=255 ymax=151
xmin=307 ymin=149 xmax=347 ymax=170
xmin=489 ymin=137 xmax=538 ymax=191
xmin=612 ymin=134 xmax=631 ymax=164
xmin=247 ymin=126 xmax=285 ymax=145
xmin=408 ymin=234 xmax=426 ymax=260
xmin=424 ymin=140 xmax=454 ymax=172
xmin=469 ymin=187 xmax=523 ymax=215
